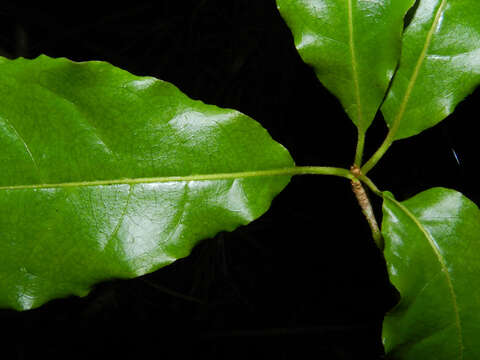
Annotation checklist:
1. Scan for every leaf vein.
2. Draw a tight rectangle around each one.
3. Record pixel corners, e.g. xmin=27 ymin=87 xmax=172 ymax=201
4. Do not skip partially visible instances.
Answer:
xmin=106 ymin=185 xmax=134 ymax=251
xmin=389 ymin=0 xmax=447 ymax=137
xmin=0 ymin=115 xmax=44 ymax=182
xmin=347 ymin=0 xmax=363 ymax=128
xmin=386 ymin=195 xmax=464 ymax=359
xmin=31 ymin=82 xmax=117 ymax=158
xmin=0 ymin=168 xmax=296 ymax=191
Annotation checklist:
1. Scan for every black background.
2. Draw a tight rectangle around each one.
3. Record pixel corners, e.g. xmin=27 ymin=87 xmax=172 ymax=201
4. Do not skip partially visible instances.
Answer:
xmin=0 ymin=1 xmax=478 ymax=359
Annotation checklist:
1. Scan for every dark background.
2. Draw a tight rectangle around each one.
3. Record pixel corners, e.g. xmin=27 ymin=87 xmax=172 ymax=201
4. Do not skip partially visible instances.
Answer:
xmin=0 ymin=1 xmax=478 ymax=359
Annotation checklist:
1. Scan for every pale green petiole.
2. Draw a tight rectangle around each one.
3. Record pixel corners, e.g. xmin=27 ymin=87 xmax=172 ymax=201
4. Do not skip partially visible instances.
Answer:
xmin=360 ymin=122 xmax=396 ymax=175
xmin=354 ymin=130 xmax=366 ymax=167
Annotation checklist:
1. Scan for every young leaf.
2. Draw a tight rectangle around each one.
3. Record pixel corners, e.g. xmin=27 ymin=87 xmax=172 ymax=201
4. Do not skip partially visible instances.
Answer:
xmin=382 ymin=188 xmax=480 ymax=359
xmin=382 ymin=0 xmax=480 ymax=140
xmin=276 ymin=0 xmax=414 ymax=133
xmin=0 ymin=55 xmax=294 ymax=310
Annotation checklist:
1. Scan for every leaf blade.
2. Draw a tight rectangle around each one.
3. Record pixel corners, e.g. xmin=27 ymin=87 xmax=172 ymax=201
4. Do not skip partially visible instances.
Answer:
xmin=382 ymin=0 xmax=480 ymax=140
xmin=0 ymin=55 xmax=294 ymax=310
xmin=276 ymin=0 xmax=414 ymax=132
xmin=382 ymin=188 xmax=480 ymax=359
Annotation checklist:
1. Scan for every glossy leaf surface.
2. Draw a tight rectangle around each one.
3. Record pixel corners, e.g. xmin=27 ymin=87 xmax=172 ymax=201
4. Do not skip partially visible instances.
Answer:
xmin=382 ymin=0 xmax=480 ymax=140
xmin=0 ymin=55 xmax=294 ymax=310
xmin=382 ymin=188 xmax=480 ymax=359
xmin=276 ymin=0 xmax=413 ymax=133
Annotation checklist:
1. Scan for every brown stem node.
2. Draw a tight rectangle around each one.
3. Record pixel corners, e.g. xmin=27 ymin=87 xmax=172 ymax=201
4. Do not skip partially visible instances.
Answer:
xmin=350 ymin=166 xmax=384 ymax=250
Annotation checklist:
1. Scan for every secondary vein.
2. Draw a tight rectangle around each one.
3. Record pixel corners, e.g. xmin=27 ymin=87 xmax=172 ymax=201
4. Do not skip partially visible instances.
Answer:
xmin=386 ymin=195 xmax=464 ymax=359
xmin=105 ymin=184 xmax=133 ymax=247
xmin=0 ymin=116 xmax=44 ymax=182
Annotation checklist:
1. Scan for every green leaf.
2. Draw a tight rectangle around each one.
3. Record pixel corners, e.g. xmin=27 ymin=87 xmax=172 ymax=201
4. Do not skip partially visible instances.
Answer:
xmin=382 ymin=188 xmax=480 ymax=359
xmin=276 ymin=0 xmax=414 ymax=133
xmin=382 ymin=0 xmax=480 ymax=140
xmin=0 ymin=55 xmax=294 ymax=310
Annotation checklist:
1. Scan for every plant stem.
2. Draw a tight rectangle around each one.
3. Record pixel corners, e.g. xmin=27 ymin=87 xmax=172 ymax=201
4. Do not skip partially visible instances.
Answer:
xmin=354 ymin=129 xmax=365 ymax=166
xmin=296 ymin=166 xmax=385 ymax=250
xmin=299 ymin=166 xmax=384 ymax=250
xmin=357 ymin=173 xmax=382 ymax=197
xmin=350 ymin=166 xmax=384 ymax=250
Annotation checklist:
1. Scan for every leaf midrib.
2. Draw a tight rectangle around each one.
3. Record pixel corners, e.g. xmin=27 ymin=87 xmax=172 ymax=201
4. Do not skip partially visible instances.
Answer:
xmin=347 ymin=0 xmax=363 ymax=128
xmin=0 ymin=169 xmax=295 ymax=191
xmin=0 ymin=167 xmax=355 ymax=191
xmin=386 ymin=194 xmax=464 ymax=359
xmin=389 ymin=0 xmax=447 ymax=137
